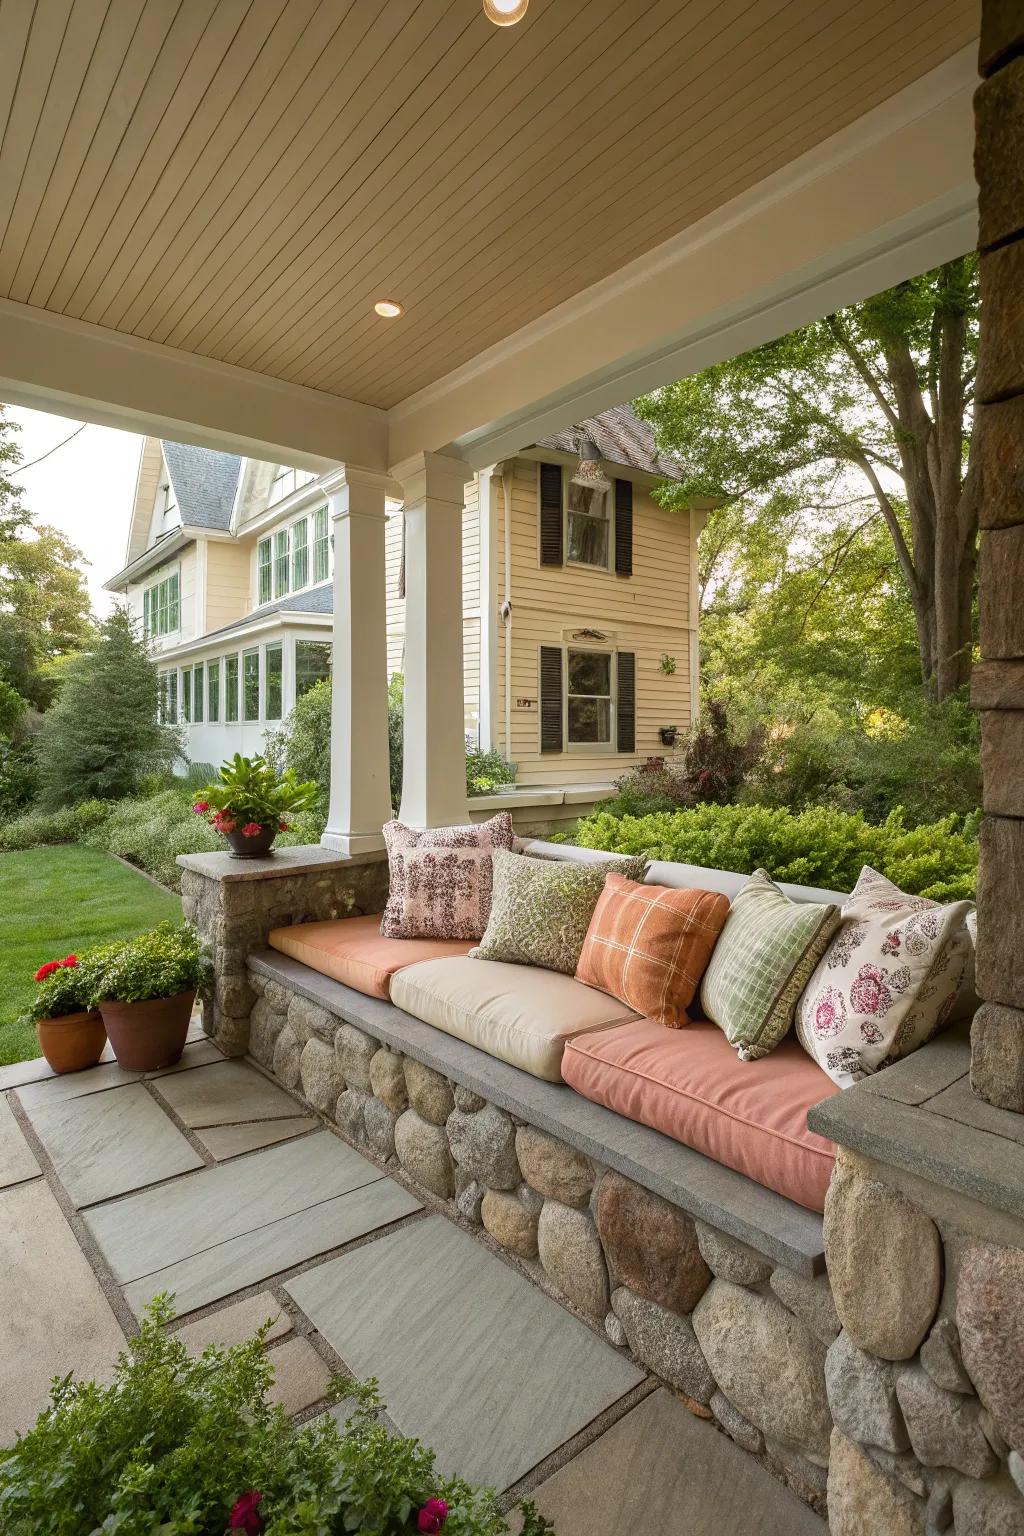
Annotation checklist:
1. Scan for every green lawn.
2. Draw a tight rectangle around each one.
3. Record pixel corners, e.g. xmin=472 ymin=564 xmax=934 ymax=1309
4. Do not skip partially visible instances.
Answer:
xmin=0 ymin=846 xmax=182 ymax=1067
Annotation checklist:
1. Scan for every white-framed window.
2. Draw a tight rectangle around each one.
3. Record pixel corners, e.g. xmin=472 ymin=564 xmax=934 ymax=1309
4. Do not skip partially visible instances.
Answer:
xmin=207 ymin=659 xmax=220 ymax=723
xmin=256 ymin=508 xmax=327 ymax=607
xmin=565 ymin=480 xmax=611 ymax=569
xmin=313 ymin=505 xmax=329 ymax=583
xmin=566 ymin=648 xmax=614 ymax=747
xmin=257 ymin=539 xmax=272 ymax=604
xmin=180 ymin=666 xmax=191 ymax=723
xmin=291 ymin=519 xmax=309 ymax=590
xmin=242 ymin=648 xmax=260 ymax=721
xmin=225 ymin=654 xmax=239 ymax=722
xmin=265 ymin=643 xmax=283 ymax=721
xmin=273 ymin=529 xmax=289 ymax=599
xmin=268 ymin=466 xmax=315 ymax=507
xmin=296 ymin=639 xmax=332 ymax=698
xmin=143 ymin=569 xmax=180 ymax=638
xmin=157 ymin=669 xmax=178 ymax=724
xmin=192 ymin=661 xmax=204 ymax=723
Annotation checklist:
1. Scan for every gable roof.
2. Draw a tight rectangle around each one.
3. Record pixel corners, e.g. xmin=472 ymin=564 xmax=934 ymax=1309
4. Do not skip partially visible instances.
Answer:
xmin=535 ymin=403 xmax=683 ymax=482
xmin=163 ymin=440 xmax=241 ymax=531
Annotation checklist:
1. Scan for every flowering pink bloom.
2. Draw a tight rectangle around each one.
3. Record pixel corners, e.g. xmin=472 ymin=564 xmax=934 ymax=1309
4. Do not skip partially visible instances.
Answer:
xmin=217 ymin=817 xmax=237 ymax=834
xmin=227 ymin=1490 xmax=264 ymax=1533
xmin=192 ymin=800 xmax=210 ymax=814
xmin=241 ymin=822 xmax=263 ymax=838
xmin=416 ymin=1498 xmax=450 ymax=1533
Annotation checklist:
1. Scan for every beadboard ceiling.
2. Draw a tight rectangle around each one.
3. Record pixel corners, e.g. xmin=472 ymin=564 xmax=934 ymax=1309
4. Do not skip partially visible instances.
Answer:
xmin=0 ymin=0 xmax=979 ymax=411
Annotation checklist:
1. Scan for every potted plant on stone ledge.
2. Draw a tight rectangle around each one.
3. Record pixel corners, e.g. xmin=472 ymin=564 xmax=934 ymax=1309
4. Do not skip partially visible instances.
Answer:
xmin=26 ymin=950 xmax=107 ymax=1074
xmin=93 ymin=923 xmax=203 ymax=1072
xmin=193 ymin=753 xmax=317 ymax=858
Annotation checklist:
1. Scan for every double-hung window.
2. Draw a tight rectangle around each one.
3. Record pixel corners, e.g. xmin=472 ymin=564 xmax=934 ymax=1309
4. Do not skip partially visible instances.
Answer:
xmin=207 ymin=659 xmax=220 ymax=723
xmin=291 ymin=518 xmax=309 ymax=591
xmin=265 ymin=644 xmax=283 ymax=721
xmin=313 ymin=506 xmax=329 ymax=583
xmin=192 ymin=662 xmax=204 ymax=723
xmin=566 ymin=482 xmax=611 ymax=569
xmin=243 ymin=649 xmax=260 ymax=721
xmin=273 ymin=530 xmax=289 ymax=599
xmin=225 ymin=655 xmax=239 ymax=722
xmin=566 ymin=649 xmax=613 ymax=746
xmin=144 ymin=570 xmax=180 ymax=637
xmin=257 ymin=539 xmax=272 ymax=605
xmin=181 ymin=667 xmax=191 ymax=723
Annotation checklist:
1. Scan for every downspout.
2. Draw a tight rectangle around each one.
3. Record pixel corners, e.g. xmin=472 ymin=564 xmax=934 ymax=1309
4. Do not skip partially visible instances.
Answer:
xmin=501 ymin=462 xmax=514 ymax=759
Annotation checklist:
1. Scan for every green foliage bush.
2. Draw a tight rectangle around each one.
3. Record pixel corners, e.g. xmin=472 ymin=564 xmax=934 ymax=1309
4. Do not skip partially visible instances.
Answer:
xmin=0 ymin=797 xmax=110 ymax=851
xmin=83 ymin=787 xmax=220 ymax=888
xmin=465 ymin=748 xmax=517 ymax=797
xmin=0 ymin=1297 xmax=550 ymax=1536
xmin=573 ymin=801 xmax=978 ymax=901
xmin=91 ymin=921 xmax=203 ymax=1005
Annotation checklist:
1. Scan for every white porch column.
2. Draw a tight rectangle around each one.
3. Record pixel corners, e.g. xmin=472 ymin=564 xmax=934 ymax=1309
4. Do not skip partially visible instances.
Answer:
xmin=320 ymin=466 xmax=393 ymax=855
xmin=477 ymin=465 xmax=500 ymax=752
xmin=392 ymin=450 xmax=470 ymax=828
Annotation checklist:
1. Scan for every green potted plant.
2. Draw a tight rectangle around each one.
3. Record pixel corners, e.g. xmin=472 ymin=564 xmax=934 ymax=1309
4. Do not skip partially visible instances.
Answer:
xmin=26 ymin=951 xmax=106 ymax=1074
xmin=92 ymin=923 xmax=203 ymax=1072
xmin=194 ymin=754 xmax=317 ymax=858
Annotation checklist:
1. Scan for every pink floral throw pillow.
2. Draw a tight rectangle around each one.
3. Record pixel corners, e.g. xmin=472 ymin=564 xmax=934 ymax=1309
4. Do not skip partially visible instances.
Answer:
xmin=795 ymin=866 xmax=973 ymax=1087
xmin=381 ymin=812 xmax=514 ymax=940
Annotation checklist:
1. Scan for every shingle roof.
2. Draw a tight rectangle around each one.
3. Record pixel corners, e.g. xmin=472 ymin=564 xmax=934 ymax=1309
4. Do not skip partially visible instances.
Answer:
xmin=535 ymin=403 xmax=683 ymax=482
xmin=163 ymin=440 xmax=242 ymax=531
xmin=205 ymin=581 xmax=334 ymax=639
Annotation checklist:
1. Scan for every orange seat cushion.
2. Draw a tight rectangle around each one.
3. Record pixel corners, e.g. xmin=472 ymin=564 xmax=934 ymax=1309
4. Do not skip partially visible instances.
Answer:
xmin=268 ymin=914 xmax=475 ymax=1000
xmin=562 ymin=1017 xmax=839 ymax=1212
xmin=576 ymin=874 xmax=731 ymax=1027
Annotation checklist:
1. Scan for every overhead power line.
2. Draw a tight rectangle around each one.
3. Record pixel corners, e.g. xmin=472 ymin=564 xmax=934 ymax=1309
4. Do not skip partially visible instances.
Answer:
xmin=12 ymin=423 xmax=87 ymax=474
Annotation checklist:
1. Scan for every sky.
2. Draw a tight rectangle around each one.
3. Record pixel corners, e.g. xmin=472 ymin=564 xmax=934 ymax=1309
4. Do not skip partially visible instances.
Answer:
xmin=6 ymin=405 xmax=144 ymax=616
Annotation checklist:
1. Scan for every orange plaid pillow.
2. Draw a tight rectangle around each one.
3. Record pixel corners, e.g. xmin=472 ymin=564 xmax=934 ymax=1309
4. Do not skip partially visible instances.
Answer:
xmin=576 ymin=874 xmax=731 ymax=1028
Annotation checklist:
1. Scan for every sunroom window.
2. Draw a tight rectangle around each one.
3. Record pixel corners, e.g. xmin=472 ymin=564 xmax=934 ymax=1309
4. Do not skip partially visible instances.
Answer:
xmin=567 ymin=649 xmax=613 ymax=745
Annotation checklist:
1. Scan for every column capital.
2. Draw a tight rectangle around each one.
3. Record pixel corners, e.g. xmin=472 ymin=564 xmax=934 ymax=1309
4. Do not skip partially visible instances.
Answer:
xmin=389 ymin=449 xmax=470 ymax=509
xmin=320 ymin=464 xmax=393 ymax=521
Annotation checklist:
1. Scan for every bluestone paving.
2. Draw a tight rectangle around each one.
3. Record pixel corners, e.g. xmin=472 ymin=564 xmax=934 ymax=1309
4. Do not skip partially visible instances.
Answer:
xmin=24 ymin=1081 xmax=203 ymax=1207
xmin=265 ymin=1336 xmax=334 ymax=1415
xmin=0 ymin=1093 xmax=39 ymax=1188
xmin=155 ymin=1058 xmax=312 ymax=1127
xmin=172 ymin=1290 xmax=292 ymax=1353
xmin=196 ymin=1116 xmax=316 ymax=1161
xmin=286 ymin=1214 xmax=644 ymax=1492
xmin=15 ymin=1037 xmax=224 ymax=1108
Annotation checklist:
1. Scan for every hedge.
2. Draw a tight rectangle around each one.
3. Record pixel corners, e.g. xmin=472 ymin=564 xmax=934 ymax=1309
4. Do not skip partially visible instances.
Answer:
xmin=572 ymin=802 xmax=978 ymax=902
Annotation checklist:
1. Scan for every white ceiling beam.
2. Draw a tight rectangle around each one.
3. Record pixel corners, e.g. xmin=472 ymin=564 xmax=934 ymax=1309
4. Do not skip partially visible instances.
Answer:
xmin=0 ymin=299 xmax=386 ymax=473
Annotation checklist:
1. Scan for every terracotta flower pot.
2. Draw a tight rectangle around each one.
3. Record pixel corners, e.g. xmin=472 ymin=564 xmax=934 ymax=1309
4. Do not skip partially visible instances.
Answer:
xmin=35 ymin=1009 xmax=107 ymax=1074
xmin=100 ymin=990 xmax=195 ymax=1072
xmin=224 ymin=825 xmax=277 ymax=858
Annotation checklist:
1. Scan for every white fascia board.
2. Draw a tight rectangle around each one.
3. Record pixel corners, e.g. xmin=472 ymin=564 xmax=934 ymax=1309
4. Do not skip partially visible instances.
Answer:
xmin=103 ymin=530 xmax=190 ymax=591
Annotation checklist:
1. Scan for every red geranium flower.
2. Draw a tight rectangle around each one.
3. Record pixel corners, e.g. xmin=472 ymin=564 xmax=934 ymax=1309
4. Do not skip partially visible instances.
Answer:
xmin=278 ymin=821 xmax=289 ymax=832
xmin=193 ymin=801 xmax=210 ymax=814
xmin=61 ymin=955 xmax=78 ymax=968
xmin=217 ymin=818 xmax=237 ymax=834
xmin=227 ymin=1490 xmax=264 ymax=1533
xmin=34 ymin=960 xmax=61 ymax=982
xmin=241 ymin=822 xmax=262 ymax=838
xmin=416 ymin=1498 xmax=449 ymax=1533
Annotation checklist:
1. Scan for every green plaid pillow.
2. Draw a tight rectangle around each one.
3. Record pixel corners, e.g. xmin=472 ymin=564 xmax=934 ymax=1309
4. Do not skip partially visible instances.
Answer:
xmin=700 ymin=870 xmax=841 ymax=1060
xmin=471 ymin=849 xmax=649 ymax=975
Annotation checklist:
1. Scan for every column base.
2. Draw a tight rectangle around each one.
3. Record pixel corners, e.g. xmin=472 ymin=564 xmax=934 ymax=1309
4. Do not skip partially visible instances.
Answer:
xmin=320 ymin=829 xmax=387 ymax=856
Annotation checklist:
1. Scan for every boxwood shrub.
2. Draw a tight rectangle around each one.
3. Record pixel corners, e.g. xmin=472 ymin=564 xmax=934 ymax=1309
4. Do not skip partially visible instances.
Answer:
xmin=572 ymin=802 xmax=979 ymax=901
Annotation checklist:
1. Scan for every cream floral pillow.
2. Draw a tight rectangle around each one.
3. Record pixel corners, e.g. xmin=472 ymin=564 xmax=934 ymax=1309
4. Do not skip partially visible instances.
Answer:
xmin=381 ymin=813 xmax=514 ymax=940
xmin=795 ymin=866 xmax=973 ymax=1087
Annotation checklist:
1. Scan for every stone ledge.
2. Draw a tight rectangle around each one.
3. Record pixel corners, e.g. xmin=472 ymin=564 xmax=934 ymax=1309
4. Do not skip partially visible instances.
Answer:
xmin=177 ymin=845 xmax=386 ymax=883
xmin=807 ymin=1032 xmax=1024 ymax=1223
xmin=250 ymin=950 xmax=826 ymax=1276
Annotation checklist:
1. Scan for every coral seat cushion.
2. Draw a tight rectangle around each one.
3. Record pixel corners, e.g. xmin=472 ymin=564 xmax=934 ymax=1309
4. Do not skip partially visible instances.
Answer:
xmin=268 ymin=914 xmax=474 ymax=1000
xmin=562 ymin=1017 xmax=839 ymax=1212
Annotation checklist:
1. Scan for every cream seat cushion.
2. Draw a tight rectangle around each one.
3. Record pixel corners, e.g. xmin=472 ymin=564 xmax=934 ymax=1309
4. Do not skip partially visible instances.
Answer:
xmin=390 ymin=956 xmax=641 ymax=1083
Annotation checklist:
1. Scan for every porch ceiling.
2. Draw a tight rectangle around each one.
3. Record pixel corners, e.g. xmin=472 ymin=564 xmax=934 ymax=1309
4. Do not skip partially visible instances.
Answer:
xmin=1 ymin=0 xmax=978 ymax=418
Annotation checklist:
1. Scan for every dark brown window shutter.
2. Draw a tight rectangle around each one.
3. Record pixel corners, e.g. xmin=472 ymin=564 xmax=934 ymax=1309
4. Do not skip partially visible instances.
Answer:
xmin=539 ymin=645 xmax=564 ymax=752
xmin=616 ymin=651 xmax=636 ymax=752
xmin=539 ymin=462 xmax=563 ymax=566
xmin=614 ymin=478 xmax=633 ymax=576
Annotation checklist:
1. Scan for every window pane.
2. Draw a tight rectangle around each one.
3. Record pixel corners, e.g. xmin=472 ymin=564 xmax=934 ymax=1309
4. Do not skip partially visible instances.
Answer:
xmin=192 ymin=662 xmax=204 ymax=722
xmin=167 ymin=671 xmax=178 ymax=724
xmin=568 ymin=650 xmax=611 ymax=696
xmin=208 ymin=660 xmax=220 ymax=722
xmin=265 ymin=644 xmax=283 ymax=720
xmin=243 ymin=649 xmax=260 ymax=720
xmin=158 ymin=582 xmax=168 ymax=634
xmin=295 ymin=640 xmax=332 ymax=698
xmin=181 ymin=668 xmax=191 ymax=722
xmin=291 ymin=519 xmax=309 ymax=590
xmin=313 ymin=506 xmax=329 ymax=583
xmin=258 ymin=539 xmax=272 ymax=604
xmin=168 ymin=573 xmax=180 ymax=630
xmin=567 ymin=513 xmax=608 ymax=567
xmin=274 ymin=529 xmax=289 ymax=598
xmin=568 ymin=696 xmax=611 ymax=744
xmin=225 ymin=655 xmax=239 ymax=722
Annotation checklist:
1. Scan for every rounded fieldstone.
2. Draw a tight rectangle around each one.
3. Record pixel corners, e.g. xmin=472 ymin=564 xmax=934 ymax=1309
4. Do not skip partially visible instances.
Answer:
xmin=369 ymin=1048 xmax=408 ymax=1115
xmin=824 ymin=1162 xmax=941 ymax=1360
xmin=299 ymin=1038 xmax=345 ymax=1116
xmin=952 ymin=1474 xmax=1024 ymax=1536
xmin=1010 ymin=1450 xmax=1024 ymax=1498
xmin=827 ymin=1429 xmax=926 ymax=1536
xmin=605 ymin=1312 xmax=628 ymax=1348
xmin=334 ymin=1023 xmax=376 ymax=1091
xmin=481 ymin=1189 xmax=539 ymax=1259
xmin=919 ymin=1317 xmax=973 ymax=1395
xmin=694 ymin=1222 xmax=772 ymax=1287
xmin=611 ymin=1286 xmax=715 ymax=1404
xmin=825 ymin=1329 xmax=909 ymax=1453
xmin=517 ymin=1181 xmax=543 ymax=1218
xmin=454 ymin=1084 xmax=487 ymax=1113
xmin=895 ymin=1364 xmax=997 ymax=1479
xmin=363 ymin=1095 xmax=396 ymax=1160
xmin=455 ymin=1177 xmax=484 ymax=1225
xmin=537 ymin=1201 xmax=609 ymax=1319
xmin=957 ymin=1240 xmax=1024 ymax=1455
xmin=263 ymin=979 xmax=292 ymax=1012
xmin=770 ymin=1266 xmax=841 ymax=1345
xmin=248 ymin=970 xmax=268 ymax=996
xmin=404 ymin=1059 xmax=455 ymax=1126
xmin=692 ymin=1279 xmax=832 ymax=1460
xmin=597 ymin=1171 xmax=710 ymax=1315
xmin=711 ymin=1390 xmax=764 ymax=1455
xmin=447 ymin=1104 xmax=520 ymax=1190
xmin=516 ymin=1125 xmax=594 ymax=1207
xmin=287 ymin=994 xmax=337 ymax=1044
xmin=335 ymin=1088 xmax=369 ymax=1147
xmin=248 ymin=997 xmax=287 ymax=1069
xmin=395 ymin=1109 xmax=454 ymax=1199
xmin=272 ymin=1024 xmax=302 ymax=1089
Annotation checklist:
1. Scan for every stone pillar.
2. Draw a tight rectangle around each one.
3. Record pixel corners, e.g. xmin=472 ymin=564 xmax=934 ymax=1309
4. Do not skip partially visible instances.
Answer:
xmin=320 ymin=466 xmax=394 ymax=856
xmin=391 ymin=450 xmax=470 ymax=829
xmin=970 ymin=4 xmax=1024 ymax=1111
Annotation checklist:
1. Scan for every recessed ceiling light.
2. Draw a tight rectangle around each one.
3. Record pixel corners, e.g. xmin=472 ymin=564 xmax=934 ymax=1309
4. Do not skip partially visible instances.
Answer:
xmin=374 ymin=299 xmax=404 ymax=318
xmin=483 ymin=0 xmax=528 ymax=25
